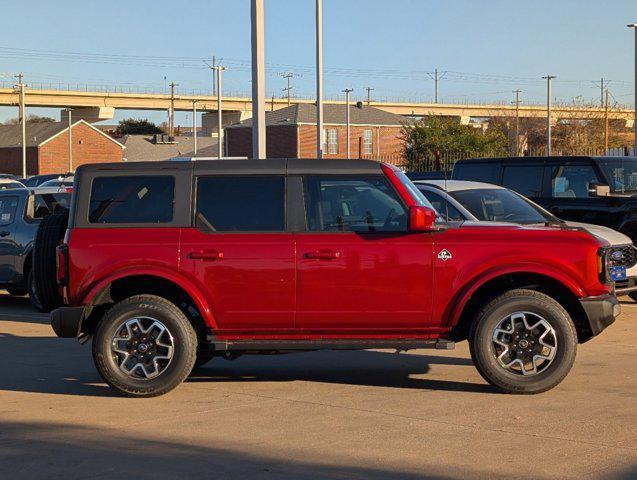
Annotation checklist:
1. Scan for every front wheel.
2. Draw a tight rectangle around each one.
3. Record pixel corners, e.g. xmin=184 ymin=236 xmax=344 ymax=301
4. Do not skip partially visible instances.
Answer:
xmin=92 ymin=294 xmax=197 ymax=397
xmin=470 ymin=289 xmax=577 ymax=394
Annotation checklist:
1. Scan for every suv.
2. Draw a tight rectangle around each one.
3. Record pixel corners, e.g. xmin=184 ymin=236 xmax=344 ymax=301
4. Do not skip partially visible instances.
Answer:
xmin=0 ymin=188 xmax=71 ymax=308
xmin=50 ymin=159 xmax=618 ymax=397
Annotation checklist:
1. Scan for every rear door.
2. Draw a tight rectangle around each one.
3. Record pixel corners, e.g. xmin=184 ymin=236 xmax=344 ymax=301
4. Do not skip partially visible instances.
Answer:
xmin=0 ymin=195 xmax=20 ymax=283
xmin=295 ymin=174 xmax=434 ymax=332
xmin=180 ymin=174 xmax=295 ymax=331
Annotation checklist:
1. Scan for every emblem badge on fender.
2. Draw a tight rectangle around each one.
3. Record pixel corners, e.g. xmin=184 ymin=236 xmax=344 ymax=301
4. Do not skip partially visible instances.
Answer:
xmin=438 ymin=249 xmax=452 ymax=261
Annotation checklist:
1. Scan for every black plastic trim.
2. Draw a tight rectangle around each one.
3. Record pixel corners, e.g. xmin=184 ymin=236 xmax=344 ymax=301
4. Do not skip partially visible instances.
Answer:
xmin=213 ymin=338 xmax=455 ymax=351
xmin=579 ymin=294 xmax=619 ymax=338
xmin=50 ymin=306 xmax=86 ymax=338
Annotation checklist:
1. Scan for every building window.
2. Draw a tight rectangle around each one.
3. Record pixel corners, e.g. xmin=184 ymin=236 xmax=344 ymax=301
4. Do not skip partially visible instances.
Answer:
xmin=327 ymin=128 xmax=338 ymax=154
xmin=322 ymin=128 xmax=328 ymax=154
xmin=363 ymin=129 xmax=373 ymax=155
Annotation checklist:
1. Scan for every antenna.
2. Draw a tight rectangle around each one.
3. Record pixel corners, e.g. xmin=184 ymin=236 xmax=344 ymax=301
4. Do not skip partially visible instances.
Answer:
xmin=444 ymin=154 xmax=449 ymax=221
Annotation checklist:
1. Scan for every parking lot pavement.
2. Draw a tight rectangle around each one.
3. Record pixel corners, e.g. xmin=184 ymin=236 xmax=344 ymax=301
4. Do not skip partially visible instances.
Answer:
xmin=0 ymin=293 xmax=635 ymax=480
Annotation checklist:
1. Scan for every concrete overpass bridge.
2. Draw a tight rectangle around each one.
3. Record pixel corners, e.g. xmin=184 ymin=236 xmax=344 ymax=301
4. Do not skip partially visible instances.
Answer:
xmin=0 ymin=86 xmax=634 ymax=129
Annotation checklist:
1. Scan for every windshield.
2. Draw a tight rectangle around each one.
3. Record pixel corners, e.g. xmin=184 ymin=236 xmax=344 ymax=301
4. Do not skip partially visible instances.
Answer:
xmin=450 ymin=188 xmax=553 ymax=224
xmin=597 ymin=158 xmax=637 ymax=193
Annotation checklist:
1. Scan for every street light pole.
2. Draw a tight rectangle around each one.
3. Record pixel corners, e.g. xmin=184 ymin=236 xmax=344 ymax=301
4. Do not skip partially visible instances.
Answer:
xmin=316 ymin=0 xmax=324 ymax=159
xmin=192 ymin=100 xmax=198 ymax=157
xmin=169 ymin=81 xmax=178 ymax=138
xmin=15 ymin=73 xmax=26 ymax=178
xmin=67 ymin=109 xmax=73 ymax=172
xmin=628 ymin=24 xmax=637 ymax=152
xmin=217 ymin=65 xmax=226 ymax=159
xmin=342 ymin=88 xmax=353 ymax=158
xmin=251 ymin=0 xmax=266 ymax=159
xmin=542 ymin=75 xmax=556 ymax=156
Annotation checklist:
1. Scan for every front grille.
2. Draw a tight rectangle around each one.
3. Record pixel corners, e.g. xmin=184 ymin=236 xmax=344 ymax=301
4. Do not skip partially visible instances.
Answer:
xmin=608 ymin=245 xmax=637 ymax=268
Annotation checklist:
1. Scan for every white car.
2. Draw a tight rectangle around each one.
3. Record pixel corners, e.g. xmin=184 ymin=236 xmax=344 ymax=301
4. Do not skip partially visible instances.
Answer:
xmin=32 ymin=175 xmax=74 ymax=195
xmin=414 ymin=179 xmax=637 ymax=298
xmin=0 ymin=178 xmax=26 ymax=190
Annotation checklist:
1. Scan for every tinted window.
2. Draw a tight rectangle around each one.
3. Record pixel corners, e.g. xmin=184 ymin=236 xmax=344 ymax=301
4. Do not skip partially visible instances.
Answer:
xmin=502 ymin=166 xmax=544 ymax=197
xmin=197 ymin=176 xmax=285 ymax=232
xmin=0 ymin=196 xmax=19 ymax=225
xmin=453 ymin=163 xmax=500 ymax=183
xmin=304 ymin=176 xmax=407 ymax=232
xmin=597 ymin=158 xmax=637 ymax=193
xmin=29 ymin=193 xmax=71 ymax=220
xmin=418 ymin=188 xmax=465 ymax=221
xmin=550 ymin=165 xmax=600 ymax=198
xmin=89 ymin=176 xmax=174 ymax=223
xmin=451 ymin=188 xmax=548 ymax=224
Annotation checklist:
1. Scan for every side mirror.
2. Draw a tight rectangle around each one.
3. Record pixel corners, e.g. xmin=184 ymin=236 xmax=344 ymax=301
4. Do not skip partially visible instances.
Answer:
xmin=588 ymin=183 xmax=610 ymax=197
xmin=409 ymin=205 xmax=437 ymax=231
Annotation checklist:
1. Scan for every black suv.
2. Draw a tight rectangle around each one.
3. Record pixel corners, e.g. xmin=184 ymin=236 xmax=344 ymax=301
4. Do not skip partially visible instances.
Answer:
xmin=452 ymin=156 xmax=637 ymax=241
xmin=0 ymin=189 xmax=70 ymax=308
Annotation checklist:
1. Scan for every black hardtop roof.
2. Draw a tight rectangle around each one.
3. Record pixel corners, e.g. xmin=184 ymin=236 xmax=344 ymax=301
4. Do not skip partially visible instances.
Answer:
xmin=75 ymin=158 xmax=385 ymax=176
xmin=454 ymin=155 xmax=637 ymax=164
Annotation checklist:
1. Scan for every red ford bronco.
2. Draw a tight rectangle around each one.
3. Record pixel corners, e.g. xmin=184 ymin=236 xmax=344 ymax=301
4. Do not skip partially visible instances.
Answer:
xmin=50 ymin=159 xmax=619 ymax=397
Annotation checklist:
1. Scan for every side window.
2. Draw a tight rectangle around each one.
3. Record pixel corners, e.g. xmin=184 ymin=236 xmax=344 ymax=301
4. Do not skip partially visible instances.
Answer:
xmin=0 ymin=196 xmax=18 ymax=226
xmin=551 ymin=165 xmax=600 ymax=198
xmin=89 ymin=176 xmax=175 ymax=224
xmin=28 ymin=193 xmax=70 ymax=220
xmin=304 ymin=176 xmax=407 ymax=232
xmin=419 ymin=190 xmax=465 ymax=221
xmin=196 ymin=176 xmax=285 ymax=232
xmin=502 ymin=166 xmax=544 ymax=197
xmin=453 ymin=163 xmax=501 ymax=183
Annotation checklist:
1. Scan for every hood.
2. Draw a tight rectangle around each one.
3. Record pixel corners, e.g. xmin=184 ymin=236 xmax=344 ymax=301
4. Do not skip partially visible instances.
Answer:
xmin=565 ymin=221 xmax=631 ymax=246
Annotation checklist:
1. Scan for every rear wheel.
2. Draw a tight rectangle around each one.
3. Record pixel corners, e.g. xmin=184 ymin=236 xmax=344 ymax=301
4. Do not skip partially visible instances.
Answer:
xmin=33 ymin=213 xmax=68 ymax=312
xmin=27 ymin=270 xmax=43 ymax=311
xmin=92 ymin=295 xmax=197 ymax=397
xmin=469 ymin=289 xmax=577 ymax=394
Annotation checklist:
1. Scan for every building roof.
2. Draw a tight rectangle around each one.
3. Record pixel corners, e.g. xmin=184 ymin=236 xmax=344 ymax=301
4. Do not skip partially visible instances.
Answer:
xmin=119 ymin=134 xmax=216 ymax=161
xmin=0 ymin=120 xmax=125 ymax=149
xmin=227 ymin=104 xmax=410 ymax=129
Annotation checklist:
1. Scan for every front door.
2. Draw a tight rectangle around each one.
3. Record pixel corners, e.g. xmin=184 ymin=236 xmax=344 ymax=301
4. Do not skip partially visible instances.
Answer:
xmin=0 ymin=195 xmax=20 ymax=283
xmin=180 ymin=175 xmax=295 ymax=332
xmin=295 ymin=175 xmax=434 ymax=332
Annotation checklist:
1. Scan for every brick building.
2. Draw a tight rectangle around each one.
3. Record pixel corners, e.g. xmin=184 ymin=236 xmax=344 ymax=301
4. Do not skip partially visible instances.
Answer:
xmin=0 ymin=120 xmax=124 ymax=176
xmin=225 ymin=104 xmax=409 ymax=162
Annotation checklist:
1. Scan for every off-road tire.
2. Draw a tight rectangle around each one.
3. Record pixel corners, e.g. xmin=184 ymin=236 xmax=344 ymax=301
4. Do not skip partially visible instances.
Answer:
xmin=469 ymin=289 xmax=577 ymax=394
xmin=27 ymin=270 xmax=43 ymax=311
xmin=93 ymin=295 xmax=197 ymax=397
xmin=33 ymin=212 xmax=68 ymax=312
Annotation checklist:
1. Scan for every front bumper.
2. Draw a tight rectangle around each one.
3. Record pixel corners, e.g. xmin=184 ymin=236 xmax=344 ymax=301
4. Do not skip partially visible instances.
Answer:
xmin=614 ymin=276 xmax=637 ymax=295
xmin=579 ymin=294 xmax=620 ymax=339
xmin=51 ymin=306 xmax=86 ymax=338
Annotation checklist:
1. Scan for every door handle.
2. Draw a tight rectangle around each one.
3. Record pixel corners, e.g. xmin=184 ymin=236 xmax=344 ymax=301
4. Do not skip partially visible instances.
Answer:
xmin=188 ymin=250 xmax=224 ymax=260
xmin=0 ymin=231 xmax=9 ymax=237
xmin=304 ymin=249 xmax=340 ymax=260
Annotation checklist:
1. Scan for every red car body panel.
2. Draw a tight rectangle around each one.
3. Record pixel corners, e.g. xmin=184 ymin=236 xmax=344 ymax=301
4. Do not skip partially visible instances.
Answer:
xmin=62 ymin=163 xmax=611 ymax=341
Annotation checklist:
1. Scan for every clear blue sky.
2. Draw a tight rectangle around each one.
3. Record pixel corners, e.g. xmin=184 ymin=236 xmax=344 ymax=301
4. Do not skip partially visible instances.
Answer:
xmin=0 ymin=0 xmax=635 ymax=124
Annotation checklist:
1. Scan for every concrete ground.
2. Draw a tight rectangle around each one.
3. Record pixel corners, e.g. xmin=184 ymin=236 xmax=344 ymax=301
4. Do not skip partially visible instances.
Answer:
xmin=0 ymin=293 xmax=635 ymax=480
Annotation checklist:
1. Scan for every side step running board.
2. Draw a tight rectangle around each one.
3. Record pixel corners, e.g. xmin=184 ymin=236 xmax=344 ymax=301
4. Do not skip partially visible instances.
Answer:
xmin=212 ymin=339 xmax=455 ymax=352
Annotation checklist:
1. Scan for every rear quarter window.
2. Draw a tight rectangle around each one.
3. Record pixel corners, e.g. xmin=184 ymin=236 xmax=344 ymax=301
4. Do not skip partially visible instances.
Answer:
xmin=453 ymin=163 xmax=501 ymax=183
xmin=0 ymin=196 xmax=19 ymax=225
xmin=88 ymin=176 xmax=175 ymax=224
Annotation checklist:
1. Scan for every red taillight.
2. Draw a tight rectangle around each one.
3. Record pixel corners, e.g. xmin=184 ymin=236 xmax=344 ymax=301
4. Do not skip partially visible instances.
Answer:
xmin=64 ymin=187 xmax=73 ymax=193
xmin=56 ymin=244 xmax=69 ymax=286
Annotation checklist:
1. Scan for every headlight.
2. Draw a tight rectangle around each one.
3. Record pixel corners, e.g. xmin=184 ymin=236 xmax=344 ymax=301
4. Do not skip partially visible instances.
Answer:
xmin=598 ymin=247 xmax=613 ymax=284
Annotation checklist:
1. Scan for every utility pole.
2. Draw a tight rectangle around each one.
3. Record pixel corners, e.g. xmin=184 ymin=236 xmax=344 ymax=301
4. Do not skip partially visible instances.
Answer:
xmin=628 ymin=24 xmax=637 ymax=152
xmin=204 ymin=55 xmax=218 ymax=97
xmin=271 ymin=95 xmax=275 ymax=111
xmin=604 ymin=88 xmax=610 ymax=152
xmin=251 ymin=0 xmax=266 ymax=159
xmin=169 ymin=81 xmax=178 ymax=138
xmin=542 ymin=75 xmax=556 ymax=156
xmin=281 ymin=73 xmax=297 ymax=106
xmin=342 ymin=88 xmax=353 ymax=158
xmin=512 ymin=89 xmax=522 ymax=156
xmin=316 ymin=0 xmax=324 ymax=159
xmin=15 ymin=73 xmax=26 ymax=178
xmin=192 ymin=100 xmax=198 ymax=156
xmin=599 ymin=78 xmax=605 ymax=108
xmin=67 ymin=109 xmax=73 ymax=172
xmin=216 ymin=65 xmax=226 ymax=159
xmin=365 ymin=87 xmax=374 ymax=105
xmin=428 ymin=69 xmax=447 ymax=104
